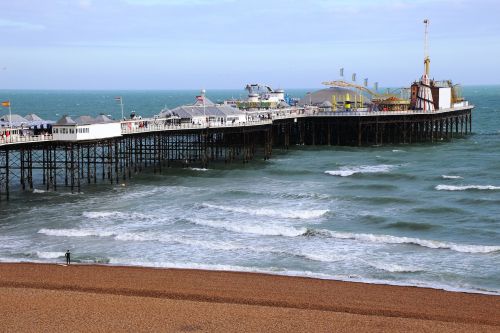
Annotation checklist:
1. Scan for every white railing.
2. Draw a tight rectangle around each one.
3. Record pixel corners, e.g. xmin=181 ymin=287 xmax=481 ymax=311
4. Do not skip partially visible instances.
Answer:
xmin=120 ymin=119 xmax=274 ymax=135
xmin=0 ymin=134 xmax=53 ymax=146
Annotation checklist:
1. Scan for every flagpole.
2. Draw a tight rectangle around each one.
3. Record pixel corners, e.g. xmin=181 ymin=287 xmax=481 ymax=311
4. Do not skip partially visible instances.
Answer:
xmin=120 ymin=99 xmax=124 ymax=120
xmin=202 ymin=89 xmax=206 ymax=127
xmin=8 ymin=99 xmax=12 ymax=131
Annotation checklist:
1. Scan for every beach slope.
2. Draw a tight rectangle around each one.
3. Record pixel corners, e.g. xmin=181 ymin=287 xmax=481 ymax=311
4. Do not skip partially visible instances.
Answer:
xmin=0 ymin=263 xmax=498 ymax=332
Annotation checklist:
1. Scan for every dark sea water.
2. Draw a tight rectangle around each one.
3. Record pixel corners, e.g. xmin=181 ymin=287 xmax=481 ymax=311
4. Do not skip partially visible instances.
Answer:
xmin=0 ymin=86 xmax=499 ymax=294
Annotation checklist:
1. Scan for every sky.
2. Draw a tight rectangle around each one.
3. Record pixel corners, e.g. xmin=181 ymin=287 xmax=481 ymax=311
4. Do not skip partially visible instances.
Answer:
xmin=0 ymin=0 xmax=499 ymax=89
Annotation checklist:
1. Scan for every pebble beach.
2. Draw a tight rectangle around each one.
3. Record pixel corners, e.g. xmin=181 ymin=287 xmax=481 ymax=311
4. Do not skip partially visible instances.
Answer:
xmin=0 ymin=263 xmax=498 ymax=332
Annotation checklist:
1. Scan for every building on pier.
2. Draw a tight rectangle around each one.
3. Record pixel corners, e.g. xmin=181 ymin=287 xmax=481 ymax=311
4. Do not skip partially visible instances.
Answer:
xmin=52 ymin=115 xmax=121 ymax=141
xmin=0 ymin=113 xmax=54 ymax=139
xmin=159 ymin=91 xmax=247 ymax=126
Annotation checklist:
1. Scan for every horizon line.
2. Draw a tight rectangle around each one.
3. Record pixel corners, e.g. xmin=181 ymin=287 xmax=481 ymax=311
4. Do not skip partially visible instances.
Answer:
xmin=1 ymin=84 xmax=499 ymax=92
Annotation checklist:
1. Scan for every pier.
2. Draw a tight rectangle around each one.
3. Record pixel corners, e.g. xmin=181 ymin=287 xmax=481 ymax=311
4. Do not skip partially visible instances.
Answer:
xmin=0 ymin=106 xmax=472 ymax=200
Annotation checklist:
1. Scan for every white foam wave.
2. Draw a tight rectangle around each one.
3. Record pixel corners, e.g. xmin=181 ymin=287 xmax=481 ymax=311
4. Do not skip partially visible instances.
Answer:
xmin=180 ymin=239 xmax=249 ymax=251
xmin=441 ymin=175 xmax=463 ymax=179
xmin=36 ymin=227 xmax=257 ymax=253
xmin=392 ymin=149 xmax=405 ymax=153
xmin=114 ymin=232 xmax=155 ymax=242
xmin=113 ymin=231 xmax=260 ymax=252
xmin=320 ymin=230 xmax=500 ymax=254
xmin=435 ymin=184 xmax=500 ymax=191
xmin=188 ymin=218 xmax=307 ymax=237
xmin=201 ymin=203 xmax=328 ymax=219
xmin=32 ymin=189 xmax=47 ymax=194
xmin=325 ymin=164 xmax=395 ymax=177
xmin=189 ymin=167 xmax=209 ymax=171
xmin=82 ymin=211 xmax=151 ymax=220
xmin=0 ymin=237 xmax=30 ymax=250
xmin=299 ymin=252 xmax=345 ymax=263
xmin=36 ymin=251 xmax=64 ymax=259
xmin=83 ymin=211 xmax=118 ymax=218
xmin=38 ymin=228 xmax=114 ymax=238
xmin=109 ymin=259 xmax=271 ymax=274
xmin=368 ymin=262 xmax=423 ymax=273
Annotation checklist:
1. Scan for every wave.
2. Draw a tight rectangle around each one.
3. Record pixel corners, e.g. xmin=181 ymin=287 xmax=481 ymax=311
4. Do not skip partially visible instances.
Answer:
xmin=107 ymin=258 xmax=342 ymax=281
xmin=441 ymin=175 xmax=463 ymax=179
xmin=83 ymin=211 xmax=119 ymax=219
xmin=82 ymin=211 xmax=151 ymax=220
xmin=201 ymin=203 xmax=329 ymax=219
xmin=113 ymin=231 xmax=279 ymax=253
xmin=0 ymin=237 xmax=30 ymax=250
xmin=36 ymin=251 xmax=64 ymax=259
xmin=315 ymin=229 xmax=500 ymax=254
xmin=325 ymin=164 xmax=395 ymax=177
xmin=38 ymin=229 xmax=170 ymax=244
xmin=35 ymin=223 xmax=500 ymax=255
xmin=298 ymin=252 xmax=345 ymax=263
xmin=188 ymin=218 xmax=307 ymax=237
xmin=385 ymin=221 xmax=436 ymax=231
xmin=38 ymin=228 xmax=115 ymax=238
xmin=267 ymin=169 xmax=315 ymax=176
xmin=353 ymin=196 xmax=415 ymax=205
xmin=411 ymin=206 xmax=465 ymax=215
xmin=277 ymin=192 xmax=331 ymax=200
xmin=392 ymin=149 xmax=406 ymax=153
xmin=189 ymin=167 xmax=209 ymax=171
xmin=435 ymin=184 xmax=500 ymax=191
xmin=225 ymin=190 xmax=330 ymax=201
xmin=457 ymin=198 xmax=500 ymax=206
xmin=32 ymin=189 xmax=47 ymax=194
xmin=37 ymin=227 xmax=268 ymax=253
xmin=78 ymin=257 xmax=111 ymax=264
xmin=367 ymin=262 xmax=423 ymax=273
xmin=113 ymin=232 xmax=156 ymax=242
xmin=359 ymin=214 xmax=387 ymax=224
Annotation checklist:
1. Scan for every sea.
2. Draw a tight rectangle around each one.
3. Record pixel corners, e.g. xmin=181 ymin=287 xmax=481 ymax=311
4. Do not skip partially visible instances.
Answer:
xmin=0 ymin=86 xmax=499 ymax=295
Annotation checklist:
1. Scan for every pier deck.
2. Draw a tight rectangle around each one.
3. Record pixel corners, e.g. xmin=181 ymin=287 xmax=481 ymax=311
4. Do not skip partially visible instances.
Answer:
xmin=0 ymin=106 xmax=472 ymax=199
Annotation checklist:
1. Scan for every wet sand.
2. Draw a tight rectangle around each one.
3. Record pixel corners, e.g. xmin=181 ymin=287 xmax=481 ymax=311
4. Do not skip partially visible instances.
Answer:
xmin=0 ymin=263 xmax=498 ymax=332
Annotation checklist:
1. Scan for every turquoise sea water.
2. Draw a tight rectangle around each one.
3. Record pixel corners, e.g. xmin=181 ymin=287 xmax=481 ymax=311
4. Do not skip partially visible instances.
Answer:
xmin=0 ymin=86 xmax=499 ymax=294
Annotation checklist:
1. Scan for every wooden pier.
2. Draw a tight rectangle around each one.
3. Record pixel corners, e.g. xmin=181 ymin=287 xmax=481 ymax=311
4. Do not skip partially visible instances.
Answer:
xmin=0 ymin=107 xmax=472 ymax=200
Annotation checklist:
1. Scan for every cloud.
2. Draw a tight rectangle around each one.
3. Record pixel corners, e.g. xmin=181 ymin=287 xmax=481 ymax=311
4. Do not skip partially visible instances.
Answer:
xmin=78 ymin=0 xmax=93 ymax=10
xmin=316 ymin=0 xmax=464 ymax=13
xmin=0 ymin=19 xmax=45 ymax=31
xmin=123 ymin=0 xmax=234 ymax=5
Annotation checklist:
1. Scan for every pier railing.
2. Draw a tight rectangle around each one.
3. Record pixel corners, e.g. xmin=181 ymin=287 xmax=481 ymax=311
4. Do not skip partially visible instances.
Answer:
xmin=0 ymin=105 xmax=472 ymax=147
xmin=0 ymin=134 xmax=53 ymax=146
xmin=120 ymin=118 xmax=273 ymax=135
xmin=308 ymin=106 xmax=473 ymax=117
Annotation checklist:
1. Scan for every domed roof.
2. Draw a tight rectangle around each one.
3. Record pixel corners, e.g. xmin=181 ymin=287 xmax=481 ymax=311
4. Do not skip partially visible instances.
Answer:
xmin=298 ymin=87 xmax=367 ymax=106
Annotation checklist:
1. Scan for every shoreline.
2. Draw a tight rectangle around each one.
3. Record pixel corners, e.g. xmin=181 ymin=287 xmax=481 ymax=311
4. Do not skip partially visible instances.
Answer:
xmin=1 ymin=262 xmax=499 ymax=332
xmin=1 ymin=259 xmax=498 ymax=296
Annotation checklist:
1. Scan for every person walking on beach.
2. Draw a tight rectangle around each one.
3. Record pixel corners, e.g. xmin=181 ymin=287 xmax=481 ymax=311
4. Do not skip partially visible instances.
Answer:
xmin=65 ymin=250 xmax=71 ymax=265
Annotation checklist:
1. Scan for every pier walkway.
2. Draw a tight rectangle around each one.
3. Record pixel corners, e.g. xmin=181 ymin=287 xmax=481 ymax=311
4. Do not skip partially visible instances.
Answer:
xmin=0 ymin=105 xmax=473 ymax=199
xmin=0 ymin=105 xmax=472 ymax=147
